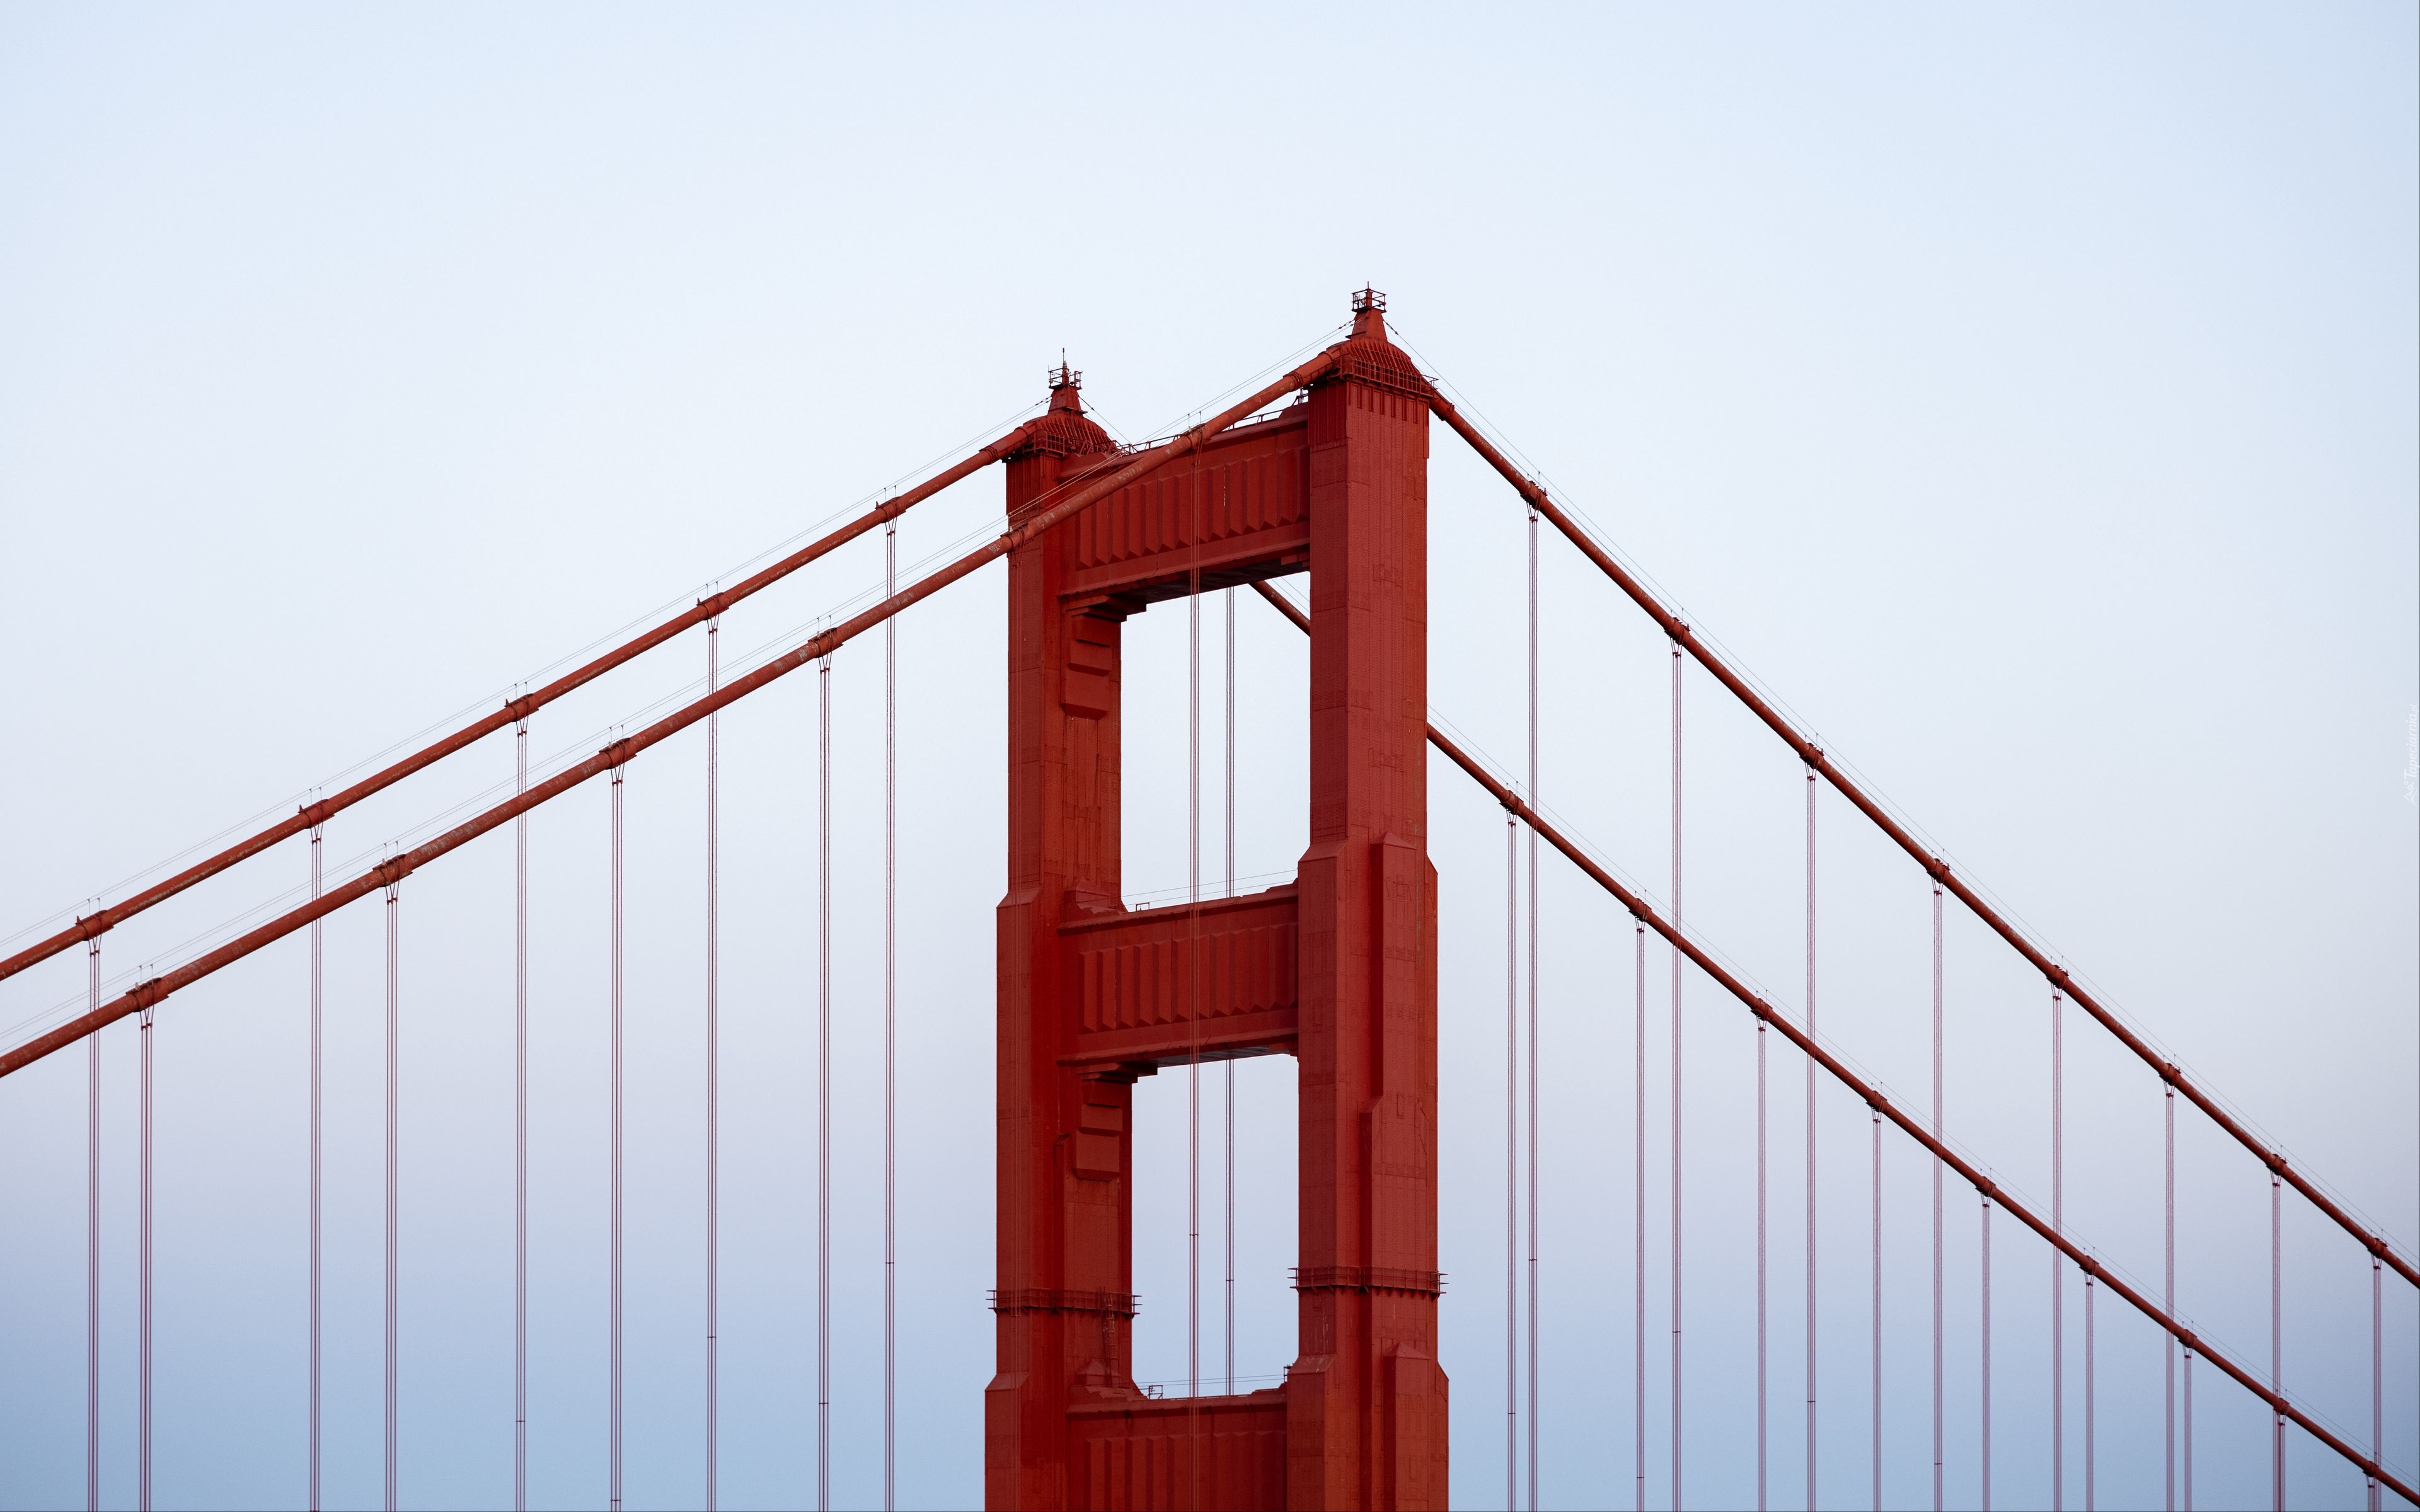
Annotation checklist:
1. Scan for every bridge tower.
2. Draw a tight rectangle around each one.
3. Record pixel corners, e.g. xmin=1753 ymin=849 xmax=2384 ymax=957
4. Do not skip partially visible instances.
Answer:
xmin=989 ymin=292 xmax=1445 ymax=1511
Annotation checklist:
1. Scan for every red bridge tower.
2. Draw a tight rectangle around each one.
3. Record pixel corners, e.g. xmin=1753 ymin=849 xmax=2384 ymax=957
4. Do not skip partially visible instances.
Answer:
xmin=988 ymin=292 xmax=1446 ymax=1511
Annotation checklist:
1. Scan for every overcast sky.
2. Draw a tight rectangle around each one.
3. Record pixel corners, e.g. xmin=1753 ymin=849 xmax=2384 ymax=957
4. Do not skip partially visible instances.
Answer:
xmin=1 ymin=6 xmax=2414 ymax=1510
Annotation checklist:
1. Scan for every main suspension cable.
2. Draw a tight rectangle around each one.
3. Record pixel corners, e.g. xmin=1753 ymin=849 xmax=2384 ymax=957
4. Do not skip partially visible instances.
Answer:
xmin=2 ymin=358 xmax=1329 ymax=1509
xmin=1420 ymin=379 xmax=2417 ymax=1290
xmin=5 ymin=355 xmax=1336 ymax=1087
xmin=1423 ymin=731 xmax=2420 ymax=1501
xmin=706 ymin=620 xmax=722 ymax=1512
xmin=0 ymin=421 xmax=1049 ymax=993
xmin=1259 ymin=571 xmax=2417 ymax=1501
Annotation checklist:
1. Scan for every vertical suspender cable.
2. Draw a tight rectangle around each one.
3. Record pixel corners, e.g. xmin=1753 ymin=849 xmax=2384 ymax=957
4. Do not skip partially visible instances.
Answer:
xmin=88 ymin=936 xmax=101 ymax=1512
xmin=609 ymin=767 xmax=625 ymax=1512
xmin=1669 ymin=639 xmax=1683 ymax=1512
xmin=2183 ymin=1319 xmax=2194 ymax=1512
xmin=2084 ymin=1256 xmax=2095 ymax=1512
xmin=1633 ymin=917 xmax=1647 ymax=1512
xmin=311 ymin=825 xmax=326 ymax=1512
xmin=884 ymin=526 xmax=898 ymax=1512
xmin=1505 ymin=813 xmax=1519 ymax=1512
xmin=384 ymin=879 xmax=400 ymax=1512
xmin=2165 ymin=1083 xmax=2177 ymax=1512
xmin=1931 ymin=880 xmax=1944 ymax=1512
xmin=514 ymin=724 xmax=528 ymax=1512
xmin=2371 ymin=1255 xmax=2383 ymax=1512
xmin=1806 ymin=768 xmax=1817 ymax=1512
xmin=2052 ymin=987 xmax=2065 ymax=1512
xmin=817 ymin=658 xmax=832 ymax=1512
xmin=1526 ymin=503 xmax=1541 ymax=1512
xmin=1186 ymin=536 xmax=1202 ymax=1508
xmin=2271 ymin=1169 xmax=2283 ymax=1512
xmin=1189 ymin=556 xmax=1202 ymax=1390
xmin=1871 ymin=1104 xmax=1882 ymax=1512
xmin=2184 ymin=1347 xmax=2194 ymax=1511
xmin=1223 ymin=585 xmax=1236 ymax=1399
xmin=706 ymin=620 xmax=723 ymax=1512
xmin=139 ymin=1001 xmax=154 ymax=1512
xmin=1981 ymin=1192 xmax=1992 ymax=1512
xmin=1758 ymin=1014 xmax=1769 ymax=1512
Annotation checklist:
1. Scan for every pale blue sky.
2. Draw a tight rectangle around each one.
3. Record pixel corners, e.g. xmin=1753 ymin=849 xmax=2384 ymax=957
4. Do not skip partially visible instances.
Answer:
xmin=1 ymin=6 xmax=2414 ymax=1509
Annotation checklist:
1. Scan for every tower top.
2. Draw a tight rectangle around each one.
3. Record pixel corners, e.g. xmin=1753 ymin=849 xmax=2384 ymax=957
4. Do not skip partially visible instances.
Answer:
xmin=1021 ymin=356 xmax=1113 ymax=458
xmin=1332 ymin=287 xmax=1425 ymax=398
xmin=1047 ymin=360 xmax=1083 ymax=413
xmin=1351 ymin=287 xmax=1387 ymax=339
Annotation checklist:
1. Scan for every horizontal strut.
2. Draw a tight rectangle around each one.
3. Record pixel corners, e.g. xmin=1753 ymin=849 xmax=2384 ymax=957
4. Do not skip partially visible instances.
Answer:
xmin=0 ymin=354 xmax=1337 ymax=1082
xmin=1420 ymin=387 xmax=2419 ymax=1292
xmin=1246 ymin=578 xmax=2415 ymax=1504
xmin=0 ymin=418 xmax=1048 ymax=988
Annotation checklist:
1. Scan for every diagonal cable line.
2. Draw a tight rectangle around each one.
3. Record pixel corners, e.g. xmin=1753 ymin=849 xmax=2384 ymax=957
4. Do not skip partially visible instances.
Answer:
xmin=1395 ymin=335 xmax=2419 ymax=1281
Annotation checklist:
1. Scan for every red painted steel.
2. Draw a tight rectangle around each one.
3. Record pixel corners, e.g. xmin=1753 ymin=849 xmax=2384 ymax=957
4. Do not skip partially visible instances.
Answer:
xmin=1061 ymin=408 xmax=1313 ymax=606
xmin=1069 ymin=1393 xmax=1288 ymax=1509
xmin=990 ymin=364 xmax=1147 ymax=1511
xmin=1289 ymin=302 xmax=1445 ymax=1511
xmin=1420 ymin=389 xmax=2420 ymax=1290
xmin=1059 ymin=885 xmax=1301 ymax=1070
xmin=989 ymin=297 xmax=1444 ymax=1511
xmin=0 ymin=421 xmax=1044 ymax=989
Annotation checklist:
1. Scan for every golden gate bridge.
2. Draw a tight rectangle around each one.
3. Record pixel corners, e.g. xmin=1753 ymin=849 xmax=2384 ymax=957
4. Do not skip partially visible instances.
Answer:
xmin=0 ymin=291 xmax=2407 ymax=1511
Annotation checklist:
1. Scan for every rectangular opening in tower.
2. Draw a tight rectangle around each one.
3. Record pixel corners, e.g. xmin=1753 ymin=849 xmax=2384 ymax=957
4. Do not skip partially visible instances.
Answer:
xmin=1114 ymin=588 xmax=1308 ymax=912
xmin=1127 ymin=1051 xmax=1299 ymax=1400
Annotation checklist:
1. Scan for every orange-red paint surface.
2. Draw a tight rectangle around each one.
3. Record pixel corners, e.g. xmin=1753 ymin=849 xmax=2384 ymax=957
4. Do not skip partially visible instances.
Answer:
xmin=989 ymin=300 xmax=1445 ymax=1510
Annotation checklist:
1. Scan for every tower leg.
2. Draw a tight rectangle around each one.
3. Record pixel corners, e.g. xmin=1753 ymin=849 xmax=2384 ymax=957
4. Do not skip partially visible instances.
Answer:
xmin=1288 ymin=324 xmax=1446 ymax=1511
